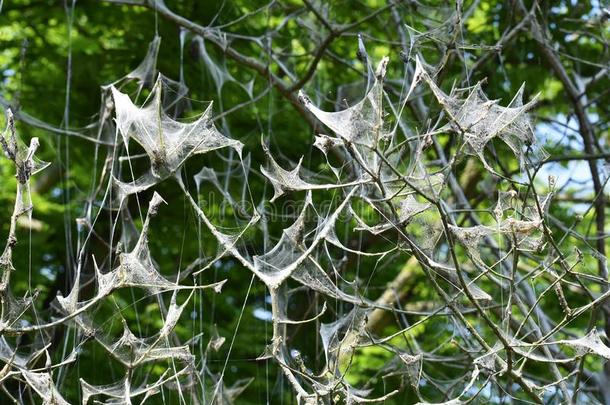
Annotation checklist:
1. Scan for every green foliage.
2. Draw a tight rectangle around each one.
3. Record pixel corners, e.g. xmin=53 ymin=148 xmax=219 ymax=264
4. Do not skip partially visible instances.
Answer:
xmin=0 ymin=0 xmax=609 ymax=403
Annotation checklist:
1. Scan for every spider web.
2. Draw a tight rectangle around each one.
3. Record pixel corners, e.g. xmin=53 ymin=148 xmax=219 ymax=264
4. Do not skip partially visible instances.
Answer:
xmin=0 ymin=9 xmax=609 ymax=405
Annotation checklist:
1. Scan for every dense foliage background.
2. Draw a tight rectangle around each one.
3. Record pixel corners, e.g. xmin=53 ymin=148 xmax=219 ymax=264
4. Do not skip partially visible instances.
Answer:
xmin=0 ymin=0 xmax=609 ymax=403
